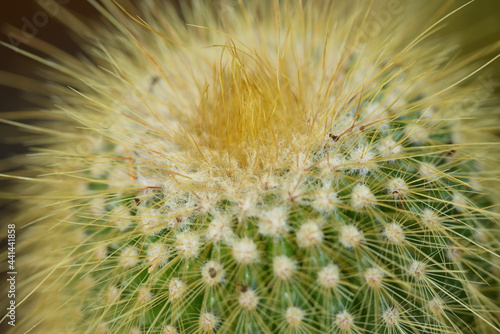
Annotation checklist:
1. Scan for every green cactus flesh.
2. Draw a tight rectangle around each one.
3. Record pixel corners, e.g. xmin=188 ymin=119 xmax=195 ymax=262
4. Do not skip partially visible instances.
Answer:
xmin=4 ymin=1 xmax=500 ymax=334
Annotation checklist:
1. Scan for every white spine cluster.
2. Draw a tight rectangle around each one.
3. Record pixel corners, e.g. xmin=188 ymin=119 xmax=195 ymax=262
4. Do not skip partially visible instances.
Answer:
xmin=140 ymin=208 xmax=165 ymax=235
xmin=206 ymin=215 xmax=235 ymax=244
xmin=382 ymin=306 xmax=400 ymax=326
xmin=351 ymin=184 xmax=376 ymax=209
xmin=428 ymin=297 xmax=444 ymax=314
xmin=378 ymin=137 xmax=402 ymax=159
xmin=339 ymin=225 xmax=365 ymax=249
xmin=408 ymin=260 xmax=426 ymax=281
xmin=386 ymin=178 xmax=408 ymax=197
xmin=258 ymin=208 xmax=289 ymax=237
xmin=285 ymin=307 xmax=305 ymax=327
xmin=364 ymin=267 xmax=384 ymax=289
xmin=162 ymin=324 xmax=179 ymax=334
xmin=335 ymin=310 xmax=354 ymax=331
xmin=201 ymin=261 xmax=226 ymax=286
xmin=296 ymin=221 xmax=324 ymax=248
xmin=168 ymin=278 xmax=186 ymax=301
xmin=382 ymin=222 xmax=405 ymax=243
xmin=199 ymin=312 xmax=219 ymax=331
xmin=238 ymin=289 xmax=259 ymax=311
xmin=313 ymin=188 xmax=340 ymax=212
xmin=273 ymin=255 xmax=297 ymax=281
xmin=421 ymin=208 xmax=441 ymax=228
xmin=317 ymin=264 xmax=341 ymax=289
xmin=175 ymin=231 xmax=201 ymax=259
xmin=349 ymin=145 xmax=376 ymax=176
xmin=105 ymin=287 xmax=120 ymax=303
xmin=93 ymin=244 xmax=108 ymax=260
xmin=120 ymin=246 xmax=139 ymax=268
xmin=147 ymin=242 xmax=169 ymax=273
xmin=232 ymin=238 xmax=259 ymax=264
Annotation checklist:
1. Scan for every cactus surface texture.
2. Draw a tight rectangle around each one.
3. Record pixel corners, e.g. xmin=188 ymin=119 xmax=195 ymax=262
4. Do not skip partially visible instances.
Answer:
xmin=2 ymin=1 xmax=500 ymax=333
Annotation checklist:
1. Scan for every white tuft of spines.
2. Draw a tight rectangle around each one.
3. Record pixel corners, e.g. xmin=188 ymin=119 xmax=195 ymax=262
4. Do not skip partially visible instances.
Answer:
xmin=273 ymin=255 xmax=297 ymax=281
xmin=259 ymin=173 xmax=279 ymax=191
xmin=364 ymin=267 xmax=384 ymax=289
xmin=382 ymin=222 xmax=405 ymax=243
xmin=339 ymin=224 xmax=365 ymax=249
xmin=237 ymin=192 xmax=258 ymax=218
xmin=386 ymin=178 xmax=408 ymax=197
xmin=162 ymin=324 xmax=179 ymax=334
xmin=199 ymin=312 xmax=219 ymax=332
xmin=382 ymin=306 xmax=400 ymax=326
xmin=408 ymin=260 xmax=426 ymax=281
xmin=322 ymin=154 xmax=347 ymax=173
xmin=136 ymin=173 xmax=162 ymax=189
xmin=312 ymin=188 xmax=340 ymax=212
xmin=351 ymin=184 xmax=376 ymax=209
xmin=285 ymin=176 xmax=305 ymax=203
xmin=140 ymin=208 xmax=165 ymax=235
xmin=428 ymin=297 xmax=444 ymax=314
xmin=475 ymin=228 xmax=490 ymax=243
xmin=201 ymin=260 xmax=226 ymax=286
xmin=147 ymin=242 xmax=169 ymax=273
xmin=232 ymin=238 xmax=259 ymax=264
xmin=80 ymin=275 xmax=95 ymax=292
xmin=317 ymin=264 xmax=341 ymax=289
xmin=296 ymin=221 xmax=324 ymax=248
xmin=238 ymin=288 xmax=259 ymax=311
xmin=120 ymin=246 xmax=139 ymax=268
xmin=168 ymin=278 xmax=186 ymax=301
xmin=175 ymin=231 xmax=201 ymax=259
xmin=349 ymin=145 xmax=376 ymax=176
xmin=421 ymin=106 xmax=437 ymax=120
xmin=378 ymin=137 xmax=402 ymax=159
xmin=206 ymin=214 xmax=235 ymax=244
xmin=257 ymin=207 xmax=289 ymax=237
xmin=420 ymin=208 xmax=441 ymax=228
xmin=335 ymin=310 xmax=355 ymax=332
xmin=285 ymin=307 xmax=305 ymax=327
xmin=199 ymin=192 xmax=220 ymax=213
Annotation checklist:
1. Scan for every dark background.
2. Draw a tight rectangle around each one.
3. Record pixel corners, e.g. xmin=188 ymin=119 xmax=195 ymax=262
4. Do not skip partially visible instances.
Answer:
xmin=0 ymin=0 xmax=99 ymax=159
xmin=0 ymin=0 xmax=499 ymax=161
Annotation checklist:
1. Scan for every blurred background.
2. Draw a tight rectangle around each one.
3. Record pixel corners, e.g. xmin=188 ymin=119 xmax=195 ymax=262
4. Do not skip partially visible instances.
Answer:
xmin=0 ymin=1 xmax=499 ymax=160
xmin=0 ymin=0 xmax=98 ymax=160
xmin=1 ymin=0 xmax=499 ymax=161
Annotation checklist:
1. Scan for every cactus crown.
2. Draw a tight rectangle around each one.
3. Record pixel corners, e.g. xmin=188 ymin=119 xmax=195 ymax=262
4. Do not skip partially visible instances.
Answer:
xmin=3 ymin=1 xmax=500 ymax=333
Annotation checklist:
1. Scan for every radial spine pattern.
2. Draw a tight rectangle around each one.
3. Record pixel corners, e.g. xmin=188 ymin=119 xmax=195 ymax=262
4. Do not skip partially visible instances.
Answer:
xmin=3 ymin=1 xmax=500 ymax=334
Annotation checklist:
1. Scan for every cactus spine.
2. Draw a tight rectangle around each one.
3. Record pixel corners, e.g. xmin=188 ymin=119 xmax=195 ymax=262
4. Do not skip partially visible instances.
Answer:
xmin=2 ymin=1 xmax=500 ymax=333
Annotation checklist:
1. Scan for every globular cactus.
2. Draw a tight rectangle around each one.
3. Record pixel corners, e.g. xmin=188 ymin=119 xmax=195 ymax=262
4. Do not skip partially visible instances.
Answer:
xmin=2 ymin=1 xmax=500 ymax=333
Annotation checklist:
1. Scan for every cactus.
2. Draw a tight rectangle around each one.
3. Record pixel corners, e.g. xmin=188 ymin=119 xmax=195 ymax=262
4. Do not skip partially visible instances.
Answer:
xmin=2 ymin=1 xmax=500 ymax=333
